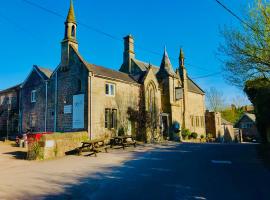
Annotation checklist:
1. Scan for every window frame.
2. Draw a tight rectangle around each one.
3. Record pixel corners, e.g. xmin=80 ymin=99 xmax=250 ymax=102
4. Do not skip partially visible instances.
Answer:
xmin=31 ymin=90 xmax=37 ymax=103
xmin=105 ymin=83 xmax=116 ymax=97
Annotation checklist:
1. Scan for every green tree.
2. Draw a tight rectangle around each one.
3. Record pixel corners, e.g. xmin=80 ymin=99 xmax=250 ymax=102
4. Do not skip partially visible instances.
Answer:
xmin=244 ymin=78 xmax=270 ymax=143
xmin=218 ymin=0 xmax=270 ymax=88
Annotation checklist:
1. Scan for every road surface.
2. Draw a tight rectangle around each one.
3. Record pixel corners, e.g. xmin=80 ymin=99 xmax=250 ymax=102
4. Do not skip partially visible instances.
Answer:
xmin=41 ymin=143 xmax=270 ymax=200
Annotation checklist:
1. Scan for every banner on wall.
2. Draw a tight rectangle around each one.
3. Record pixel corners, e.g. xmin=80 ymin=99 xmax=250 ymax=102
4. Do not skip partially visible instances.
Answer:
xmin=72 ymin=94 xmax=84 ymax=129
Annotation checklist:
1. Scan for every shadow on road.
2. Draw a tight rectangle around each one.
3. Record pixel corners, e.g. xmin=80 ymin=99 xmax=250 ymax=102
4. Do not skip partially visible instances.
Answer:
xmin=256 ymin=144 xmax=270 ymax=171
xmin=3 ymin=151 xmax=27 ymax=160
xmin=31 ymin=143 xmax=206 ymax=200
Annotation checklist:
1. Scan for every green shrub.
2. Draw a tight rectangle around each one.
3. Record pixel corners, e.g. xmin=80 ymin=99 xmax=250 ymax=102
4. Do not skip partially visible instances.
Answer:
xmin=118 ymin=127 xmax=125 ymax=136
xmin=206 ymin=133 xmax=213 ymax=139
xmin=200 ymin=135 xmax=205 ymax=139
xmin=181 ymin=128 xmax=191 ymax=139
xmin=191 ymin=132 xmax=198 ymax=139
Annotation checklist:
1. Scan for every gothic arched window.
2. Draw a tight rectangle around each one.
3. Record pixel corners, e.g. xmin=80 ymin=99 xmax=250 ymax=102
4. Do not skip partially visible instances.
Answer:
xmin=146 ymin=82 xmax=157 ymax=128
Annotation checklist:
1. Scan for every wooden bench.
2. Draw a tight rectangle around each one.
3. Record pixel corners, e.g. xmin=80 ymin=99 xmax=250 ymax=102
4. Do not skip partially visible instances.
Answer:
xmin=110 ymin=136 xmax=136 ymax=149
xmin=77 ymin=139 xmax=110 ymax=157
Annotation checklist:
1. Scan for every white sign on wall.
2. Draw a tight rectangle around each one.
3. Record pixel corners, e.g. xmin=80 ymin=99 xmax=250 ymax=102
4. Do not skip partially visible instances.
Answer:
xmin=72 ymin=94 xmax=84 ymax=129
xmin=64 ymin=105 xmax=72 ymax=114
xmin=175 ymin=88 xmax=183 ymax=100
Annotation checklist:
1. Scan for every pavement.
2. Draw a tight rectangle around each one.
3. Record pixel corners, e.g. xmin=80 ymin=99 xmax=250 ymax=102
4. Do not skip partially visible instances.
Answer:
xmin=1 ymin=142 xmax=270 ymax=200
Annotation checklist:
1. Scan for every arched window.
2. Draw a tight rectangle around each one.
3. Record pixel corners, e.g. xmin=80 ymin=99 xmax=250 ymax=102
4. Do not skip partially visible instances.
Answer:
xmin=146 ymin=82 xmax=157 ymax=128
xmin=71 ymin=25 xmax=76 ymax=37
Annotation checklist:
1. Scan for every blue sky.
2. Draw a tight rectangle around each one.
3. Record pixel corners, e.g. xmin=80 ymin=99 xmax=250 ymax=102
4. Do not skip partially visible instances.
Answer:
xmin=0 ymin=0 xmax=254 ymax=105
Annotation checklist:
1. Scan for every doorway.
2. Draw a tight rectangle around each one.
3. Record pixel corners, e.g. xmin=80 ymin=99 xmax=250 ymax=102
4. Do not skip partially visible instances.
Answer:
xmin=161 ymin=114 xmax=169 ymax=140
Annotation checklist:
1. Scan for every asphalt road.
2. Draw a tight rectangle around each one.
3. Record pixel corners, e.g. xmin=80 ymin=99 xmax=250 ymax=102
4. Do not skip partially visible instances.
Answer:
xmin=44 ymin=143 xmax=270 ymax=200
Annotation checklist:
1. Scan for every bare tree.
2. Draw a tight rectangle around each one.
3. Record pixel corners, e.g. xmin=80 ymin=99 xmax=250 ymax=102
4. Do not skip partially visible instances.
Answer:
xmin=206 ymin=87 xmax=225 ymax=112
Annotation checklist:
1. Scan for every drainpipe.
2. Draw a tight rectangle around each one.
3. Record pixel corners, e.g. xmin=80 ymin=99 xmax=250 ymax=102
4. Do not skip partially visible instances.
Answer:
xmin=45 ymin=80 xmax=48 ymax=132
xmin=88 ymin=72 xmax=92 ymax=139
xmin=54 ymin=72 xmax=58 ymax=132
xmin=18 ymin=85 xmax=22 ymax=134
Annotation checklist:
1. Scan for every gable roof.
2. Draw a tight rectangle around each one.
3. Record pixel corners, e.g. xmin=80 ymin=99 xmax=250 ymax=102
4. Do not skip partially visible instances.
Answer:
xmin=35 ymin=66 xmax=53 ymax=80
xmin=244 ymin=113 xmax=256 ymax=122
xmin=68 ymin=45 xmax=138 ymax=84
xmin=222 ymin=118 xmax=233 ymax=125
xmin=21 ymin=65 xmax=53 ymax=88
xmin=132 ymin=58 xmax=204 ymax=94
xmin=235 ymin=113 xmax=256 ymax=127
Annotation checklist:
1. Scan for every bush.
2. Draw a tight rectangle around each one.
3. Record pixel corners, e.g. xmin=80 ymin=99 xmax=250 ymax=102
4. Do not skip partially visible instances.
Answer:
xmin=118 ymin=127 xmax=125 ymax=136
xmin=206 ymin=133 xmax=213 ymax=139
xmin=200 ymin=135 xmax=205 ymax=139
xmin=191 ymin=132 xmax=198 ymax=139
xmin=181 ymin=128 xmax=191 ymax=140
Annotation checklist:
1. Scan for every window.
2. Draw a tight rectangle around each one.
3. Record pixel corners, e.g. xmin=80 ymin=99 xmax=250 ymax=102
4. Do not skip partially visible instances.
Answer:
xmin=105 ymin=83 xmax=115 ymax=96
xmin=200 ymin=116 xmax=205 ymax=127
xmin=197 ymin=117 xmax=199 ymax=127
xmin=105 ymin=109 xmax=110 ymax=128
xmin=31 ymin=90 xmax=36 ymax=103
xmin=111 ymin=109 xmax=117 ymax=129
xmin=105 ymin=108 xmax=117 ymax=129
xmin=190 ymin=116 xmax=194 ymax=127
xmin=29 ymin=113 xmax=37 ymax=128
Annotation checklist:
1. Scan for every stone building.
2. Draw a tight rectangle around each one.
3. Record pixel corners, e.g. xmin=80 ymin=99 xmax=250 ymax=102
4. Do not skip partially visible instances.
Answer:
xmin=235 ymin=113 xmax=260 ymax=142
xmin=16 ymin=1 xmax=206 ymax=142
xmin=0 ymin=84 xmax=20 ymax=138
xmin=205 ymin=111 xmax=235 ymax=142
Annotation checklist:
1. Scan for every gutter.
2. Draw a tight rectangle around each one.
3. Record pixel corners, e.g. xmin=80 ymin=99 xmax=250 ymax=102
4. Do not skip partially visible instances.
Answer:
xmin=88 ymin=72 xmax=92 ymax=139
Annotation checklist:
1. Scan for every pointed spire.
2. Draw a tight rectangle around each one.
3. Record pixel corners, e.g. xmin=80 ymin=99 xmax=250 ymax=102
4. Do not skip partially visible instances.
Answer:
xmin=179 ymin=48 xmax=184 ymax=60
xmin=66 ymin=0 xmax=76 ymax=24
xmin=179 ymin=48 xmax=185 ymax=67
xmin=157 ymin=47 xmax=176 ymax=77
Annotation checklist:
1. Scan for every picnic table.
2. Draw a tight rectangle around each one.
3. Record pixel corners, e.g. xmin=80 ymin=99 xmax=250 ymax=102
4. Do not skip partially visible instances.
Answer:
xmin=110 ymin=135 xmax=136 ymax=149
xmin=77 ymin=139 xmax=110 ymax=157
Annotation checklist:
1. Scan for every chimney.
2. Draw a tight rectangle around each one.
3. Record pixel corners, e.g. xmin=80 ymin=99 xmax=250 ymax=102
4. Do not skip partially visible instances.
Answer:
xmin=120 ymin=34 xmax=135 ymax=74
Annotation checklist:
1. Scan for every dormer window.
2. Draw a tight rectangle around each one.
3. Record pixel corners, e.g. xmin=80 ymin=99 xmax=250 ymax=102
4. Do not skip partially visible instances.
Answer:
xmin=31 ymin=90 xmax=36 ymax=103
xmin=105 ymin=83 xmax=115 ymax=96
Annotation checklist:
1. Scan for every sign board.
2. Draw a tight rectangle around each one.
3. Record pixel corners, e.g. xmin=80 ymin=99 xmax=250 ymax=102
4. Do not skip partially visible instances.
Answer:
xmin=45 ymin=140 xmax=55 ymax=148
xmin=64 ymin=105 xmax=72 ymax=114
xmin=72 ymin=94 xmax=84 ymax=129
xmin=175 ymin=87 xmax=183 ymax=100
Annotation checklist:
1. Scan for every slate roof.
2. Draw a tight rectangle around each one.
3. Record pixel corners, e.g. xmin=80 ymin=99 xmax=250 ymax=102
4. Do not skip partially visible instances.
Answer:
xmin=132 ymin=58 xmax=205 ymax=94
xmin=244 ymin=113 xmax=256 ymax=122
xmin=221 ymin=118 xmax=233 ymax=125
xmin=0 ymin=84 xmax=21 ymax=94
xmin=35 ymin=66 xmax=53 ymax=80
xmin=86 ymin=63 xmax=138 ymax=84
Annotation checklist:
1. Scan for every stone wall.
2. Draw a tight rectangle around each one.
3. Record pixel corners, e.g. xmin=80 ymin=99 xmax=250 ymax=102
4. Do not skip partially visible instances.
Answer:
xmin=21 ymin=71 xmax=46 ymax=133
xmin=0 ymin=87 xmax=20 ymax=137
xmin=91 ymin=75 xmax=140 ymax=140
xmin=186 ymin=92 xmax=206 ymax=136
xmin=27 ymin=131 xmax=89 ymax=160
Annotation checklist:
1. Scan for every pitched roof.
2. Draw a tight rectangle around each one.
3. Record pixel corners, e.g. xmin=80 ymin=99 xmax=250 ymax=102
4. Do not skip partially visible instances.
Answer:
xmin=132 ymin=58 xmax=204 ymax=94
xmin=86 ymin=64 xmax=138 ymax=84
xmin=222 ymin=118 xmax=233 ymax=125
xmin=0 ymin=84 xmax=21 ymax=95
xmin=244 ymin=113 xmax=256 ymax=122
xmin=35 ymin=66 xmax=53 ymax=80
xmin=157 ymin=48 xmax=177 ymax=77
